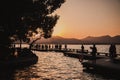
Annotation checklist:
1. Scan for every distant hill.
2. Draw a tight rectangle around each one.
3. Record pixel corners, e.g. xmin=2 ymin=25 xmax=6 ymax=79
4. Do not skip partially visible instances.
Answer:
xmin=35 ymin=35 xmax=120 ymax=44
xmin=36 ymin=36 xmax=83 ymax=44
xmin=82 ymin=35 xmax=120 ymax=44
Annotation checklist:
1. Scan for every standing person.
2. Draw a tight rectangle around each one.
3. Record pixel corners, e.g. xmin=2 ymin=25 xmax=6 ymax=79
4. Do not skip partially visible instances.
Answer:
xmin=109 ymin=44 xmax=117 ymax=61
xmin=81 ymin=44 xmax=84 ymax=53
xmin=41 ymin=44 xmax=44 ymax=50
xmin=59 ymin=44 xmax=62 ymax=50
xmin=90 ymin=44 xmax=97 ymax=62
xmin=79 ymin=44 xmax=84 ymax=62
xmin=65 ymin=44 xmax=67 ymax=50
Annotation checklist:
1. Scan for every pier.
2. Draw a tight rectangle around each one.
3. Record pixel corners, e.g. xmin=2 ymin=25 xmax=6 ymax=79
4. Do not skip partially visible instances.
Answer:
xmin=15 ymin=43 xmax=120 ymax=75
xmin=30 ymin=44 xmax=84 ymax=52
xmin=62 ymin=49 xmax=120 ymax=75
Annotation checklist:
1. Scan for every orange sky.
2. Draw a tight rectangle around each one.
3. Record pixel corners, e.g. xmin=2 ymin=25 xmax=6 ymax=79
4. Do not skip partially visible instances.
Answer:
xmin=53 ymin=0 xmax=120 ymax=39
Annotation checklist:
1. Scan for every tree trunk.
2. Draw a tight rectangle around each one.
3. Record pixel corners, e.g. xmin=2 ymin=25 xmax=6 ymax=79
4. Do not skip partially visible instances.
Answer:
xmin=29 ymin=37 xmax=42 ymax=50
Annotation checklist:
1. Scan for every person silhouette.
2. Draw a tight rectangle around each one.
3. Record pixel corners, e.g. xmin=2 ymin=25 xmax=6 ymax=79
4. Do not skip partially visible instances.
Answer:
xmin=109 ymin=44 xmax=117 ymax=61
xmin=90 ymin=44 xmax=97 ymax=63
xmin=65 ymin=44 xmax=67 ymax=51
xmin=81 ymin=44 xmax=84 ymax=53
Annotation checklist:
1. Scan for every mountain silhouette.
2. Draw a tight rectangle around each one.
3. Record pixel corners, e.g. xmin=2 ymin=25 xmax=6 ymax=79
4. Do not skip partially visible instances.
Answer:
xmin=82 ymin=35 xmax=120 ymax=44
xmin=35 ymin=35 xmax=120 ymax=44
xmin=36 ymin=36 xmax=83 ymax=44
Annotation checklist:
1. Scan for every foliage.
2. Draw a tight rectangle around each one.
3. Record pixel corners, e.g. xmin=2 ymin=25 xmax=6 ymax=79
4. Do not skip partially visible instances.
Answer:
xmin=0 ymin=0 xmax=65 ymax=45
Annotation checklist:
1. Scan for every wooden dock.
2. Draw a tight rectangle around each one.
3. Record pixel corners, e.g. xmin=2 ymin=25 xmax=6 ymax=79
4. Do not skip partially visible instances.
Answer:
xmin=64 ymin=51 xmax=120 ymax=75
xmin=63 ymin=51 xmax=106 ymax=60
xmin=63 ymin=51 xmax=120 ymax=59
xmin=31 ymin=47 xmax=84 ymax=53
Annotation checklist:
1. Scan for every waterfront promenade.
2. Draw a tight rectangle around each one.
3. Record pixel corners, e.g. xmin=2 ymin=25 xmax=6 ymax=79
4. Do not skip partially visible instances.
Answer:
xmin=30 ymin=43 xmax=120 ymax=77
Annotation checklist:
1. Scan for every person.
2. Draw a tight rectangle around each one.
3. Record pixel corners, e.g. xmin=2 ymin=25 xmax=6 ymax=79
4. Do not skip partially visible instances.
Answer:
xmin=79 ymin=45 xmax=84 ymax=62
xmin=65 ymin=44 xmax=67 ymax=48
xmin=109 ymin=44 xmax=117 ymax=61
xmin=65 ymin=44 xmax=67 ymax=51
xmin=90 ymin=44 xmax=97 ymax=62
xmin=41 ymin=44 xmax=44 ymax=50
xmin=59 ymin=44 xmax=62 ymax=50
xmin=45 ymin=44 xmax=48 ymax=51
xmin=81 ymin=44 xmax=84 ymax=53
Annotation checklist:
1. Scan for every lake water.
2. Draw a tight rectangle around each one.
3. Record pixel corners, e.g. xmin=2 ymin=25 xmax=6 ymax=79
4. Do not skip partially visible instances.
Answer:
xmin=5 ymin=44 xmax=120 ymax=80
xmin=67 ymin=44 xmax=120 ymax=54
xmin=11 ymin=51 xmax=116 ymax=80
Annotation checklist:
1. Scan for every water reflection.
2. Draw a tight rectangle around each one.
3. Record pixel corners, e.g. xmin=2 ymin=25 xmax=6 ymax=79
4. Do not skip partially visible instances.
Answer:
xmin=1 ymin=51 xmax=117 ymax=80
xmin=14 ymin=51 xmax=83 ymax=80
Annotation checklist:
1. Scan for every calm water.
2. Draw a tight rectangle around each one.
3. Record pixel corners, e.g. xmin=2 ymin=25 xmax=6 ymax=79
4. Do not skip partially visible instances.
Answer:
xmin=67 ymin=44 xmax=120 ymax=54
xmin=14 ymin=52 xmax=83 ymax=80
xmin=12 ymin=51 xmax=115 ymax=80
xmin=5 ymin=44 xmax=120 ymax=80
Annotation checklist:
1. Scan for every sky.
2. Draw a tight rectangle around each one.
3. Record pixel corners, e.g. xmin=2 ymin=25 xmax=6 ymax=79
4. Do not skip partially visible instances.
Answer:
xmin=53 ymin=0 xmax=120 ymax=39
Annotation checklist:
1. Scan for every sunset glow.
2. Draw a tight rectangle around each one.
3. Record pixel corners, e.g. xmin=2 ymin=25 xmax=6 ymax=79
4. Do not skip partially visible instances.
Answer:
xmin=53 ymin=0 xmax=120 ymax=39
xmin=53 ymin=23 xmax=66 ymax=37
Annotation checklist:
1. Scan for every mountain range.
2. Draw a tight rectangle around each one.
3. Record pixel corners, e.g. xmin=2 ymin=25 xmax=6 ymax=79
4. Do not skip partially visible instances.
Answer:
xmin=35 ymin=35 xmax=120 ymax=44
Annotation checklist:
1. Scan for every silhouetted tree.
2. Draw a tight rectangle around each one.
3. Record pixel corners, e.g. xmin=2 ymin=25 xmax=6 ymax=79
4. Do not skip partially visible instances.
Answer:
xmin=0 ymin=0 xmax=65 ymax=50
xmin=0 ymin=0 xmax=65 ymax=60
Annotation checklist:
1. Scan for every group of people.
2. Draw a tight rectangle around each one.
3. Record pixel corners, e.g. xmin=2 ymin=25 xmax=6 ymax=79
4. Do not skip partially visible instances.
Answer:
xmin=32 ymin=44 xmax=63 ymax=50
xmin=80 ymin=44 xmax=117 ymax=62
